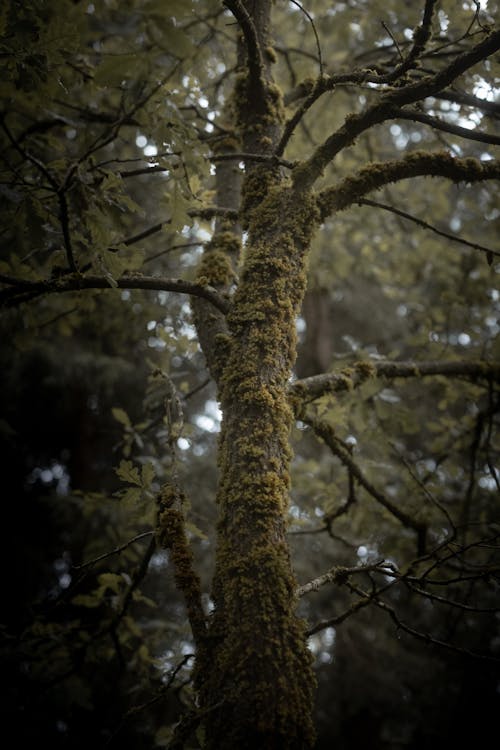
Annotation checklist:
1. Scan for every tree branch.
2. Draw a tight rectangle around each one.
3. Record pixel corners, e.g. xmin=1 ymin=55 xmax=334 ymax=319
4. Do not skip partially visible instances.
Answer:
xmin=307 ymin=578 xmax=397 ymax=636
xmin=210 ymin=151 xmax=295 ymax=169
xmin=358 ymin=198 xmax=500 ymax=261
xmin=299 ymin=412 xmax=428 ymax=546
xmin=278 ymin=0 xmax=437 ymax=158
xmin=297 ymin=560 xmax=388 ymax=598
xmin=0 ymin=273 xmax=230 ymax=313
xmin=292 ymin=29 xmax=500 ymax=190
xmin=223 ymin=0 xmax=264 ymax=94
xmin=290 ymin=359 xmax=500 ymax=402
xmin=349 ymin=580 xmax=500 ymax=662
xmin=72 ymin=531 xmax=154 ymax=571
xmin=156 ymin=482 xmax=207 ymax=647
xmin=316 ymin=152 xmax=500 ymax=220
xmin=390 ymin=106 xmax=500 ymax=145
xmin=436 ymin=88 xmax=500 ymax=118
xmin=1 ymin=114 xmax=77 ymax=271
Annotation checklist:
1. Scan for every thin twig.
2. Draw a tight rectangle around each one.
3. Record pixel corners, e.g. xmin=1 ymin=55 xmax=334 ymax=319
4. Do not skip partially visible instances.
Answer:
xmin=72 ymin=531 xmax=154 ymax=570
xmin=288 ymin=0 xmax=323 ymax=75
xmin=358 ymin=198 xmax=500 ymax=259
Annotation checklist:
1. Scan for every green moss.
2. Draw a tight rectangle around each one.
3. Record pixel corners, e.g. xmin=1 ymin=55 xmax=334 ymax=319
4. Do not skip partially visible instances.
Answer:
xmin=212 ymin=134 xmax=241 ymax=154
xmin=337 ymin=372 xmax=354 ymax=391
xmin=264 ymin=45 xmax=278 ymax=64
xmin=196 ymin=232 xmax=240 ymax=289
xmin=354 ymin=360 xmax=377 ymax=379
xmin=240 ymin=166 xmax=283 ymax=229
xmin=232 ymin=72 xmax=285 ymax=138
xmin=196 ymin=135 xmax=319 ymax=744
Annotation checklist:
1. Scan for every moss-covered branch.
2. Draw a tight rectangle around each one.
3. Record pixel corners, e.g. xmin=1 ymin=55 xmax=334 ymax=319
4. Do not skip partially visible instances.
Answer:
xmin=156 ymin=483 xmax=207 ymax=647
xmin=0 ymin=273 xmax=230 ymax=313
xmin=297 ymin=560 xmax=388 ymax=598
xmin=223 ymin=0 xmax=265 ymax=96
xmin=290 ymin=359 xmax=500 ymax=402
xmin=292 ymin=29 xmax=500 ymax=190
xmin=316 ymin=152 xmax=500 ymax=221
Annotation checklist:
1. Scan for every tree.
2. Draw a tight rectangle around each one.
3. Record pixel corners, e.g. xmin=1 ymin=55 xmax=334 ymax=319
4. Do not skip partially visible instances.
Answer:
xmin=1 ymin=1 xmax=499 ymax=748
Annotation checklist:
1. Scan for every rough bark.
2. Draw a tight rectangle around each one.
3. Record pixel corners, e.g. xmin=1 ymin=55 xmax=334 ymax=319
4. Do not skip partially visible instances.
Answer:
xmin=196 ymin=183 xmax=319 ymax=749
xmin=192 ymin=2 xmax=317 ymax=747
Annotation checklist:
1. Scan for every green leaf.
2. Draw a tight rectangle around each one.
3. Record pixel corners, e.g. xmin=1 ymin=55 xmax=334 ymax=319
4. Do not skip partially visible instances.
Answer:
xmin=98 ymin=572 xmax=123 ymax=594
xmin=141 ymin=462 xmax=155 ymax=489
xmin=185 ymin=521 xmax=208 ymax=541
xmin=72 ymin=593 xmax=101 ymax=608
xmin=120 ymin=487 xmax=143 ymax=508
xmin=132 ymin=590 xmax=158 ymax=609
xmin=165 ymin=182 xmax=191 ymax=232
xmin=116 ymin=459 xmax=141 ymax=486
xmin=112 ymin=407 xmax=131 ymax=427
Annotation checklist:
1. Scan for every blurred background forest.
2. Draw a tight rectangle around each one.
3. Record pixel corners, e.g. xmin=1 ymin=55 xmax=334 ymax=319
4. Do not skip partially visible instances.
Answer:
xmin=0 ymin=1 xmax=499 ymax=748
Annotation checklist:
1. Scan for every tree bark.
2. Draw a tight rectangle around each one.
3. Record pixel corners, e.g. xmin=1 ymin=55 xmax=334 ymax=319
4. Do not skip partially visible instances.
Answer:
xmin=197 ymin=184 xmax=318 ymax=749
xmin=192 ymin=2 xmax=317 ymax=747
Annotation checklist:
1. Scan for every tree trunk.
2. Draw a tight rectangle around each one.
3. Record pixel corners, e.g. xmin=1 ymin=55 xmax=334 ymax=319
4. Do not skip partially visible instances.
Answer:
xmin=197 ymin=185 xmax=318 ymax=749
xmin=192 ymin=4 xmax=318 ymax=745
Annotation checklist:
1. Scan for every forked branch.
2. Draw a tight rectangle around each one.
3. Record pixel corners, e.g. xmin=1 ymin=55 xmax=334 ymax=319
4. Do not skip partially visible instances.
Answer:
xmin=292 ymin=29 xmax=500 ymax=190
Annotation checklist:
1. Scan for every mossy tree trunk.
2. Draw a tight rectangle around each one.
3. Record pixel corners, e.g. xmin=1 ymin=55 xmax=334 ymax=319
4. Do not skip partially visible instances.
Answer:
xmin=188 ymin=3 xmax=500 ymax=746
xmin=192 ymin=2 xmax=318 ymax=747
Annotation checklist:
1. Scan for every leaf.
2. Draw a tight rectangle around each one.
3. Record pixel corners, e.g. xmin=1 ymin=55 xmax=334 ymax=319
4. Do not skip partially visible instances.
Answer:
xmin=72 ymin=593 xmax=101 ymax=608
xmin=112 ymin=407 xmax=131 ymax=427
xmin=154 ymin=726 xmax=174 ymax=748
xmin=141 ymin=462 xmax=155 ymax=489
xmin=98 ymin=572 xmax=123 ymax=594
xmin=188 ymin=174 xmax=201 ymax=195
xmin=132 ymin=590 xmax=158 ymax=609
xmin=116 ymin=459 xmax=141 ymax=486
xmin=120 ymin=487 xmax=143 ymax=508
xmin=165 ymin=182 xmax=191 ymax=232
xmin=185 ymin=521 xmax=208 ymax=541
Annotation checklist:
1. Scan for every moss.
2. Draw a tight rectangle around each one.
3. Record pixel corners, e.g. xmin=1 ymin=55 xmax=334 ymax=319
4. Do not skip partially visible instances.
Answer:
xmin=212 ymin=134 xmax=241 ymax=154
xmin=264 ymin=45 xmax=278 ymax=64
xmin=199 ymin=185 xmax=319 ymax=748
xmin=337 ymin=372 xmax=354 ymax=391
xmin=196 ymin=113 xmax=320 ymax=743
xmin=156 ymin=483 xmax=206 ymax=646
xmin=240 ymin=165 xmax=283 ymax=229
xmin=196 ymin=232 xmax=241 ymax=289
xmin=290 ymin=76 xmax=316 ymax=104
xmin=199 ymin=250 xmax=234 ymax=287
xmin=354 ymin=359 xmax=377 ymax=380
xmin=232 ymin=72 xmax=285 ymax=136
